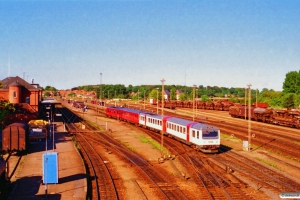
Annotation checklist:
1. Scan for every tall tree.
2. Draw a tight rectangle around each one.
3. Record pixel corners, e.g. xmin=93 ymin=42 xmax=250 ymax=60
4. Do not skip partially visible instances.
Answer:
xmin=282 ymin=93 xmax=296 ymax=109
xmin=282 ymin=71 xmax=300 ymax=94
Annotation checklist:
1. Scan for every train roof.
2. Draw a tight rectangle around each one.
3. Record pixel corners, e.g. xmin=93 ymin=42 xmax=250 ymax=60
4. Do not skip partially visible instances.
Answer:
xmin=140 ymin=112 xmax=162 ymax=119
xmin=167 ymin=117 xmax=195 ymax=126
xmin=191 ymin=123 xmax=219 ymax=131
xmin=167 ymin=117 xmax=219 ymax=130
xmin=108 ymin=106 xmax=142 ymax=114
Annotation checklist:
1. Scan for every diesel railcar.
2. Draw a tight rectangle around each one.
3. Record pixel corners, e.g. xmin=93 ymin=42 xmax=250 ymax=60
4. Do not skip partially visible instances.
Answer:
xmin=106 ymin=106 xmax=220 ymax=153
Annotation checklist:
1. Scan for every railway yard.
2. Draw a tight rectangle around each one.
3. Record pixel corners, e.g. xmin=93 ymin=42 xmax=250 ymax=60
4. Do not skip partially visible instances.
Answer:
xmin=2 ymin=99 xmax=300 ymax=200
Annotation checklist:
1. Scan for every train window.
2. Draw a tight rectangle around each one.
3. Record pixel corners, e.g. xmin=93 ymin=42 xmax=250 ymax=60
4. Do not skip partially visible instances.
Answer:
xmin=177 ymin=126 xmax=179 ymax=132
xmin=180 ymin=126 xmax=182 ymax=133
xmin=183 ymin=128 xmax=186 ymax=134
xmin=192 ymin=130 xmax=195 ymax=137
xmin=202 ymin=131 xmax=218 ymax=139
xmin=197 ymin=131 xmax=199 ymax=139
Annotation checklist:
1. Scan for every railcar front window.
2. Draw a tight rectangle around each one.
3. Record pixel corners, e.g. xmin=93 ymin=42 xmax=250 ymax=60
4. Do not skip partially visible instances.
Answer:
xmin=202 ymin=131 xmax=219 ymax=139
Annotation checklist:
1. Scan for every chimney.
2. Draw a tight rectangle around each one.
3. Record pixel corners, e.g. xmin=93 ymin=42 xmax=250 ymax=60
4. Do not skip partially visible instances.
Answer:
xmin=32 ymin=79 xmax=34 ymax=84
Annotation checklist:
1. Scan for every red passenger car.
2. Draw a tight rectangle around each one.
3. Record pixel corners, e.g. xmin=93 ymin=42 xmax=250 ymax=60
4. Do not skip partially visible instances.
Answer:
xmin=106 ymin=107 xmax=141 ymax=124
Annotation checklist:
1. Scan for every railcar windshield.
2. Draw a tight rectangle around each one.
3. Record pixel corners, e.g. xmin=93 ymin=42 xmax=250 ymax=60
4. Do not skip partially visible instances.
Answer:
xmin=202 ymin=131 xmax=219 ymax=139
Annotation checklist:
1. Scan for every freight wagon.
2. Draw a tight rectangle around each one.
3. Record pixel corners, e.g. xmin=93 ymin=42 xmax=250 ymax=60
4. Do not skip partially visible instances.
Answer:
xmin=2 ymin=122 xmax=29 ymax=152
xmin=229 ymin=103 xmax=300 ymax=129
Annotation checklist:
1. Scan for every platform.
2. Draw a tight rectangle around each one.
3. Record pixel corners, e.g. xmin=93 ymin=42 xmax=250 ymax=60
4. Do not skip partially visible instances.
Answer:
xmin=7 ymin=122 xmax=87 ymax=200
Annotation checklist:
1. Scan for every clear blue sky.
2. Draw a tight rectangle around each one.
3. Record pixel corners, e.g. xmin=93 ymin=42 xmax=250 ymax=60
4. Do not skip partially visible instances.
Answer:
xmin=1 ymin=1 xmax=299 ymax=91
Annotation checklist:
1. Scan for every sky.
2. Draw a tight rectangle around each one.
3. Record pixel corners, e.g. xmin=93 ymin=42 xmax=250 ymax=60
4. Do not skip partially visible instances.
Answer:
xmin=0 ymin=1 xmax=299 ymax=91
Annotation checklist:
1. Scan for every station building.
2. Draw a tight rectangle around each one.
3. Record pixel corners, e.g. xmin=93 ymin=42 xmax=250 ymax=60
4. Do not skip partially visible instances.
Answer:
xmin=0 ymin=76 xmax=42 ymax=112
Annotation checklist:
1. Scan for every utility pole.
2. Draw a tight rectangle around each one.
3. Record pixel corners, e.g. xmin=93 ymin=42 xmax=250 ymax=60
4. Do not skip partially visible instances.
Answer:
xmin=247 ymin=83 xmax=252 ymax=151
xmin=193 ymin=85 xmax=196 ymax=121
xmin=160 ymin=78 xmax=165 ymax=156
xmin=245 ymin=88 xmax=247 ymax=120
xmin=100 ymin=73 xmax=102 ymax=102
xmin=156 ymin=88 xmax=159 ymax=114
xmin=144 ymin=90 xmax=145 ymax=110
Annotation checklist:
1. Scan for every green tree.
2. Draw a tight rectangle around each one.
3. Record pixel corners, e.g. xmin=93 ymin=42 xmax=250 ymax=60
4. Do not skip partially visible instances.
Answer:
xmin=282 ymin=93 xmax=296 ymax=109
xmin=170 ymin=88 xmax=176 ymax=100
xmin=282 ymin=71 xmax=300 ymax=94
xmin=179 ymin=93 xmax=187 ymax=101
xmin=201 ymin=95 xmax=210 ymax=102
xmin=44 ymin=91 xmax=51 ymax=97
xmin=0 ymin=100 xmax=15 ymax=130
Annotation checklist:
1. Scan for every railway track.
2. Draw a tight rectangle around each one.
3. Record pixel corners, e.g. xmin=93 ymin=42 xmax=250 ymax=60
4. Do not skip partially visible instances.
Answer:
xmin=75 ymin=133 xmax=119 ymax=200
xmin=57 ymin=106 xmax=119 ymax=199
xmin=210 ymin=148 xmax=300 ymax=194
xmin=161 ymin=107 xmax=300 ymax=161
xmin=60 ymin=100 xmax=300 ymax=199
xmin=58 ymin=103 xmax=190 ymax=199
xmin=80 ymin=121 xmax=190 ymax=199
xmin=142 ymin=127 xmax=258 ymax=200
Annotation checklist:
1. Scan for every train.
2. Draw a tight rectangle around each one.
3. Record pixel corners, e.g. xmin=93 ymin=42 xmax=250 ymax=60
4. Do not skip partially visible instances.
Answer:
xmin=229 ymin=104 xmax=300 ymax=129
xmin=157 ymin=100 xmax=234 ymax=111
xmin=106 ymin=106 xmax=220 ymax=153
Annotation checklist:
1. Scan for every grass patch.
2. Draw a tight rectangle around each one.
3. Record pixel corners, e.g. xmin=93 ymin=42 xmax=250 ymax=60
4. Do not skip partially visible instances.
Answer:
xmin=255 ymin=157 xmax=278 ymax=169
xmin=71 ymin=136 xmax=80 ymax=150
xmin=121 ymin=142 xmax=136 ymax=152
xmin=221 ymin=133 xmax=241 ymax=142
xmin=138 ymin=135 xmax=167 ymax=153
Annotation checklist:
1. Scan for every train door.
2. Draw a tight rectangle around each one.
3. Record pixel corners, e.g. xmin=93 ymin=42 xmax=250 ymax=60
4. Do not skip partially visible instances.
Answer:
xmin=162 ymin=116 xmax=172 ymax=133
xmin=186 ymin=126 xmax=190 ymax=142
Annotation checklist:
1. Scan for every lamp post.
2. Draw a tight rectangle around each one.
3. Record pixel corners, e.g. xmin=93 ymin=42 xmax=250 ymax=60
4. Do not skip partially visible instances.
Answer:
xmin=144 ymin=90 xmax=145 ymax=110
xmin=100 ymin=73 xmax=102 ymax=103
xmin=196 ymin=88 xmax=198 ymax=119
xmin=193 ymin=85 xmax=196 ymax=121
xmin=137 ymin=89 xmax=139 ymax=109
xmin=160 ymin=78 xmax=165 ymax=155
xmin=247 ymin=84 xmax=252 ymax=151
xmin=156 ymin=88 xmax=159 ymax=114
xmin=244 ymin=88 xmax=247 ymax=120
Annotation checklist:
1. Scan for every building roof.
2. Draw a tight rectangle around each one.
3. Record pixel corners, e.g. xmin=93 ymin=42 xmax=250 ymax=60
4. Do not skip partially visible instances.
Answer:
xmin=1 ymin=76 xmax=40 ymax=91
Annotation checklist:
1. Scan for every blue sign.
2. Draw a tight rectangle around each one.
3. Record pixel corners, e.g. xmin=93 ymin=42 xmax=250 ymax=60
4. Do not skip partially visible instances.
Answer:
xmin=43 ymin=152 xmax=58 ymax=184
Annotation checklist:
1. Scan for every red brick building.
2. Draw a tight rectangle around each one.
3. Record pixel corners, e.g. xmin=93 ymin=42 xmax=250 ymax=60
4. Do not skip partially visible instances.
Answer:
xmin=0 ymin=76 xmax=42 ymax=112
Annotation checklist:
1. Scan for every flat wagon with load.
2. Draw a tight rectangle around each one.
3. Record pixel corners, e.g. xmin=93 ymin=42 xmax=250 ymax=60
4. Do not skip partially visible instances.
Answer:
xmin=28 ymin=120 xmax=49 ymax=141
